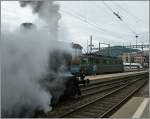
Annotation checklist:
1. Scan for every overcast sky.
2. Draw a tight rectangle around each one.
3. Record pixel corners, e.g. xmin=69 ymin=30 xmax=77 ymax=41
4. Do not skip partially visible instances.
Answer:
xmin=1 ymin=1 xmax=149 ymax=51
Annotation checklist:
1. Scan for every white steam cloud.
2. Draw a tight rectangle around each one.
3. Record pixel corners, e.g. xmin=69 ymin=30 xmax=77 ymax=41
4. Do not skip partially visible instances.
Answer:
xmin=1 ymin=28 xmax=53 ymax=117
xmin=1 ymin=1 xmax=72 ymax=117
xmin=19 ymin=1 xmax=61 ymax=39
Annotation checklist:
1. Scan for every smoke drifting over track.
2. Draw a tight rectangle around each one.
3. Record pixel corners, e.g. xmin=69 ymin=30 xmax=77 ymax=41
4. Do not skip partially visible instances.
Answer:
xmin=1 ymin=1 xmax=72 ymax=117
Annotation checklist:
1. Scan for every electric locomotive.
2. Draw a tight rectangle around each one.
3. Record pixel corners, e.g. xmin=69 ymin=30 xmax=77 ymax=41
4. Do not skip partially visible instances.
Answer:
xmin=71 ymin=53 xmax=124 ymax=75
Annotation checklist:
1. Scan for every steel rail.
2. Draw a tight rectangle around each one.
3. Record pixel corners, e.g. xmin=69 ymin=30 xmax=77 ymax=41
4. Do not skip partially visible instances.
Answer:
xmin=81 ymin=74 xmax=147 ymax=97
xmin=81 ymin=80 xmax=131 ymax=97
xmin=60 ymin=76 xmax=148 ymax=118
xmin=46 ymin=73 xmax=148 ymax=117
xmin=80 ymin=73 xmax=146 ymax=90
xmin=99 ymin=79 xmax=148 ymax=118
xmin=81 ymin=78 xmax=130 ymax=91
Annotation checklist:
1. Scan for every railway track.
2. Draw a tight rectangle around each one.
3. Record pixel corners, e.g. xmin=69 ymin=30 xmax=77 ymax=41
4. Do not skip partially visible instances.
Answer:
xmin=80 ymin=74 xmax=143 ymax=97
xmin=47 ymin=73 xmax=148 ymax=117
xmin=60 ymin=76 xmax=148 ymax=118
xmin=80 ymin=73 xmax=145 ymax=90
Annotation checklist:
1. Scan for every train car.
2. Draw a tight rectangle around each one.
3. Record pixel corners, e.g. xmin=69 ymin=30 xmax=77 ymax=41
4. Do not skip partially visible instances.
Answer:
xmin=71 ymin=53 xmax=124 ymax=75
xmin=123 ymin=62 xmax=143 ymax=72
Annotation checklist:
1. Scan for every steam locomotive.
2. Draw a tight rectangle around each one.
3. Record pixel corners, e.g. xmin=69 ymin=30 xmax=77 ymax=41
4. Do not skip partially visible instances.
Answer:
xmin=40 ymin=49 xmax=84 ymax=106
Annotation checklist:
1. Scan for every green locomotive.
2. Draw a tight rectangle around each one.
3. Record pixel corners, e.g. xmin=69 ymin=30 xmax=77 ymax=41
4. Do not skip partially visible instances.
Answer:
xmin=71 ymin=53 xmax=124 ymax=75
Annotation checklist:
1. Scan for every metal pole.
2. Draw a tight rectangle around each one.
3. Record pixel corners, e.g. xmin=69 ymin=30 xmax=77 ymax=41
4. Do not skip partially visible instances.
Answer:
xmin=141 ymin=42 xmax=144 ymax=68
xmin=87 ymin=40 xmax=88 ymax=53
xmin=108 ymin=44 xmax=111 ymax=56
xmin=130 ymin=42 xmax=131 ymax=69
xmin=90 ymin=35 xmax=92 ymax=53
xmin=88 ymin=35 xmax=94 ymax=54
xmin=136 ymin=35 xmax=138 ymax=48
xmin=136 ymin=37 xmax=137 ymax=48
xmin=99 ymin=42 xmax=100 ymax=52
xmin=141 ymin=42 xmax=144 ymax=52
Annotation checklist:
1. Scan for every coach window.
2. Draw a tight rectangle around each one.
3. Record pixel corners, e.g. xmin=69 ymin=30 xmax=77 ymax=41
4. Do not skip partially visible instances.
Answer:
xmin=82 ymin=58 xmax=88 ymax=64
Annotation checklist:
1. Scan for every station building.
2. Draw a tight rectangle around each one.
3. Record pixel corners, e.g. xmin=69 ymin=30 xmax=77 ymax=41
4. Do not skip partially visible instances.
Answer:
xmin=122 ymin=51 xmax=149 ymax=68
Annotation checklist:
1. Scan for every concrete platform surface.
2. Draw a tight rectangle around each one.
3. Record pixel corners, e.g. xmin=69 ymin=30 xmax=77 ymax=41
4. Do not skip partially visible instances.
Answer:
xmin=111 ymin=97 xmax=149 ymax=118
xmin=86 ymin=71 xmax=147 ymax=80
xmin=85 ymin=71 xmax=148 ymax=83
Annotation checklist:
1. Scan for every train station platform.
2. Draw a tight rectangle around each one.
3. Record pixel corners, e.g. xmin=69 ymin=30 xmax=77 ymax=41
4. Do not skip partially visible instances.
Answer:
xmin=85 ymin=71 xmax=148 ymax=84
xmin=111 ymin=97 xmax=149 ymax=118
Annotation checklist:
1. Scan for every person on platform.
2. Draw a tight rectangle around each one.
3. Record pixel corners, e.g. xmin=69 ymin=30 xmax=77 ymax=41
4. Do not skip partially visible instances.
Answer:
xmin=93 ymin=65 xmax=97 ymax=75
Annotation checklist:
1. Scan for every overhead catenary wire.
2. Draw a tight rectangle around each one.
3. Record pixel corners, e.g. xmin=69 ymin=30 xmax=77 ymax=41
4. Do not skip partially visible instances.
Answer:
xmin=103 ymin=1 xmax=137 ymax=36
xmin=113 ymin=3 xmax=149 ymax=45
xmin=113 ymin=3 xmax=147 ymax=27
xmin=60 ymin=8 xmax=128 ymax=41
xmin=136 ymin=32 xmax=149 ymax=36
xmin=95 ymin=4 xmax=119 ymax=26
xmin=96 ymin=3 xmax=149 ymax=40
xmin=102 ymin=2 xmax=123 ymax=21
xmin=61 ymin=8 xmax=111 ymax=33
xmin=112 ymin=3 xmax=149 ymax=38
xmin=60 ymin=5 xmax=148 ymax=46
xmin=95 ymin=4 xmax=139 ymax=41
xmin=102 ymin=1 xmax=149 ymax=48
xmin=121 ymin=20 xmax=137 ymax=35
